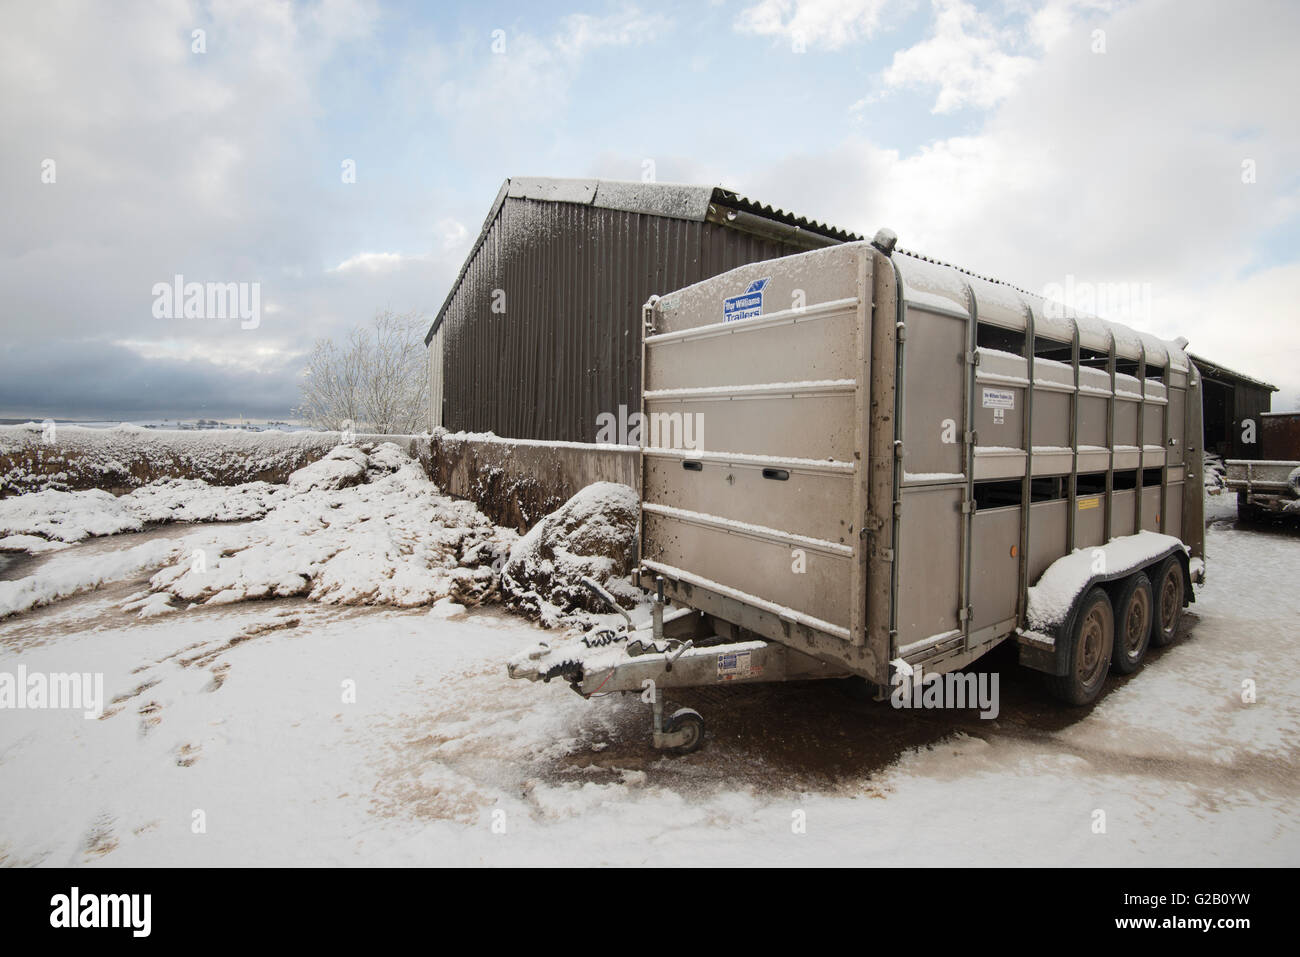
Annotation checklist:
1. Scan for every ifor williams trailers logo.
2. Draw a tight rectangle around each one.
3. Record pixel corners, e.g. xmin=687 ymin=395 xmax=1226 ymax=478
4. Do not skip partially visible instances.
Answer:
xmin=723 ymin=277 xmax=770 ymax=322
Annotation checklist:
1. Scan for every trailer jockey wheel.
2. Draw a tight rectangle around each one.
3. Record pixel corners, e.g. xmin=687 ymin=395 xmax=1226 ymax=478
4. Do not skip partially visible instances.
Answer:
xmin=1150 ymin=556 xmax=1185 ymax=648
xmin=663 ymin=708 xmax=704 ymax=755
xmin=1046 ymin=587 xmax=1114 ymax=706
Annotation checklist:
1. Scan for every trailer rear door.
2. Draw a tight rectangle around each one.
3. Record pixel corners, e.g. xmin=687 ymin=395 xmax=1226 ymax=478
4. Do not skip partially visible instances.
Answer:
xmin=638 ymin=242 xmax=895 ymax=683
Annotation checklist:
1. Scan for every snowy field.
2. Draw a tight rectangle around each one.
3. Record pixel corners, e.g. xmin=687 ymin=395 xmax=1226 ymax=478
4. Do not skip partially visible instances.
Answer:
xmin=0 ymin=453 xmax=1297 ymax=867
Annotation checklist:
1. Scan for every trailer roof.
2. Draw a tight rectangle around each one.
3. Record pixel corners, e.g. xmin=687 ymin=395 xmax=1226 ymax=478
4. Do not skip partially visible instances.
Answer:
xmin=425 ymin=177 xmax=863 ymax=344
xmin=893 ymin=246 xmax=1193 ymax=371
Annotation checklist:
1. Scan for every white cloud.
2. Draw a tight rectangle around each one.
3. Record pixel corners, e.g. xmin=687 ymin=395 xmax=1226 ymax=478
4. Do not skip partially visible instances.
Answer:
xmin=736 ymin=0 xmax=1300 ymax=403
xmin=556 ymin=6 xmax=670 ymax=57
xmin=430 ymin=5 xmax=672 ymax=131
xmin=735 ymin=0 xmax=891 ymax=50
xmin=880 ymin=0 xmax=1037 ymax=113
xmin=114 ymin=337 xmax=305 ymax=374
xmin=331 ymin=251 xmax=433 ymax=274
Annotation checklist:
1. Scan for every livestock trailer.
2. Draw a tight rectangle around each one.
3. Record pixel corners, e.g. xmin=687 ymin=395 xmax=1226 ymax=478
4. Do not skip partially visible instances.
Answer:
xmin=509 ymin=233 xmax=1205 ymax=753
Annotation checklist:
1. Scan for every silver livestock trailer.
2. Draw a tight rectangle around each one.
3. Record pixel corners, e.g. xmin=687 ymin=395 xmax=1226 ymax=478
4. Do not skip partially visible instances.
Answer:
xmin=509 ymin=233 xmax=1205 ymax=753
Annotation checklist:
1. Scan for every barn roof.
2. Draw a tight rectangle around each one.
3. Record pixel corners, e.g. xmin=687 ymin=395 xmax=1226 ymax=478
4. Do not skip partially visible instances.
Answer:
xmin=1188 ymin=353 xmax=1278 ymax=392
xmin=425 ymin=177 xmax=862 ymax=344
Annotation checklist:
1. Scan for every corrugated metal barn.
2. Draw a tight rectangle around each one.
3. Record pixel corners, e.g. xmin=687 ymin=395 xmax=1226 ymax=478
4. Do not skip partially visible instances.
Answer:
xmin=1189 ymin=353 xmax=1277 ymax=458
xmin=425 ymin=177 xmax=860 ymax=441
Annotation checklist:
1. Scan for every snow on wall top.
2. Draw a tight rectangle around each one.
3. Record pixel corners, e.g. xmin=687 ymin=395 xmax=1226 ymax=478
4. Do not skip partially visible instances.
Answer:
xmin=0 ymin=424 xmax=424 ymax=495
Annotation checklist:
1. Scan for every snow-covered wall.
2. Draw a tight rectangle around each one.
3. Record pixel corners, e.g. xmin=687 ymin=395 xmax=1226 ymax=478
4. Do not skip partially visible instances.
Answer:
xmin=427 ymin=430 xmax=637 ymax=531
xmin=0 ymin=424 xmax=428 ymax=496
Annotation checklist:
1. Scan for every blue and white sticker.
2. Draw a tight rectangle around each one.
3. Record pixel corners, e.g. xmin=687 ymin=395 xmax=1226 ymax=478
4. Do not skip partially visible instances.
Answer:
xmin=723 ymin=277 xmax=770 ymax=322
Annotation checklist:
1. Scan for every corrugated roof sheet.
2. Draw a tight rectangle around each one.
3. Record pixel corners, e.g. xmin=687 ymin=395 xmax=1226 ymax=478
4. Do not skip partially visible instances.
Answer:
xmin=1188 ymin=353 xmax=1278 ymax=391
xmin=425 ymin=177 xmax=861 ymax=343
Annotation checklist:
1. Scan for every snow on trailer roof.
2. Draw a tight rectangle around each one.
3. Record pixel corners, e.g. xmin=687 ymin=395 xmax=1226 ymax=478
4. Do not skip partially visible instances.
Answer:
xmin=424 ymin=177 xmax=863 ymax=344
xmin=892 ymin=246 xmax=1191 ymax=372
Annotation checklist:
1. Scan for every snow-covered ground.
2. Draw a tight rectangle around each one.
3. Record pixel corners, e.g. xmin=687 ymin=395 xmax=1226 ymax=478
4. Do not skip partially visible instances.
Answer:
xmin=0 ymin=456 xmax=1297 ymax=866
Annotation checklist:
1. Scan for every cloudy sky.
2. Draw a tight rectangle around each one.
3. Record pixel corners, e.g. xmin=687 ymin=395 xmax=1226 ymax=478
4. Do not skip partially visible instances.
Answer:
xmin=2 ymin=0 xmax=1297 ymax=420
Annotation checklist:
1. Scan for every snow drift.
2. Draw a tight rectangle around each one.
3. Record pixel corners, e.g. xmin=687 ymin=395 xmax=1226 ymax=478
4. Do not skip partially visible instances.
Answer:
xmin=500 ymin=481 xmax=641 ymax=626
xmin=1 ymin=442 xmax=648 ymax=629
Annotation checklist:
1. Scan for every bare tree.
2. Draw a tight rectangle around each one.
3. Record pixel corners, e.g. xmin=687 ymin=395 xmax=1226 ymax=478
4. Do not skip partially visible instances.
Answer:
xmin=295 ymin=310 xmax=429 ymax=435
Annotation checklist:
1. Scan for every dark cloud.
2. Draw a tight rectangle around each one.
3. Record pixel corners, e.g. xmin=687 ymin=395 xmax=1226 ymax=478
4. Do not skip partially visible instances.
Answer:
xmin=0 ymin=338 xmax=301 ymax=421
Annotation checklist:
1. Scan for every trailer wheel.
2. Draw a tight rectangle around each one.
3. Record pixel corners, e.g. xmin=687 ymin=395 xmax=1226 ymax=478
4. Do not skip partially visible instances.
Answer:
xmin=1047 ymin=587 xmax=1113 ymax=706
xmin=1150 ymin=556 xmax=1185 ymax=647
xmin=1110 ymin=572 xmax=1153 ymax=675
xmin=664 ymin=708 xmax=705 ymax=754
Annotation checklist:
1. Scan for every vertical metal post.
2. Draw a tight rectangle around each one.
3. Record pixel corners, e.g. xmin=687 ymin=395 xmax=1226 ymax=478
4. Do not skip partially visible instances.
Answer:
xmin=1017 ymin=301 xmax=1035 ymax=623
xmin=637 ymin=296 xmax=658 ymax=581
xmin=1067 ymin=321 xmax=1081 ymax=551
xmin=1105 ymin=335 xmax=1117 ymax=543
xmin=888 ymin=265 xmax=906 ymax=667
xmin=1135 ymin=343 xmax=1146 ymax=533
xmin=961 ymin=281 xmax=978 ymax=648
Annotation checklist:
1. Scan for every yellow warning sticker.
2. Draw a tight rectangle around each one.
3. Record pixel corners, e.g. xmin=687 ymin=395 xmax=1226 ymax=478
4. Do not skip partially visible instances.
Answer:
xmin=1078 ymin=497 xmax=1100 ymax=511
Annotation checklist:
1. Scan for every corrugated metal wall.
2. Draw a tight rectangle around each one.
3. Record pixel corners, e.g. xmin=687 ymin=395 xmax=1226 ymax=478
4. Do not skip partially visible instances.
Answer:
xmin=432 ymin=197 xmax=821 ymax=442
xmin=1233 ymin=382 xmax=1273 ymax=458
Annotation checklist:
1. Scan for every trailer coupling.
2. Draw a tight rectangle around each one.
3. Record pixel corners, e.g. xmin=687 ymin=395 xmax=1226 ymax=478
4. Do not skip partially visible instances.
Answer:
xmin=506 ymin=576 xmax=846 ymax=753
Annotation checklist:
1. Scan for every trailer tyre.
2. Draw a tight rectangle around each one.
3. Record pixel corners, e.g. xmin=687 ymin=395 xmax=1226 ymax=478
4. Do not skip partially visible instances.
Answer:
xmin=1047 ymin=587 xmax=1114 ymax=706
xmin=664 ymin=708 xmax=704 ymax=754
xmin=1110 ymin=572 xmax=1153 ymax=675
xmin=1150 ymin=556 xmax=1185 ymax=647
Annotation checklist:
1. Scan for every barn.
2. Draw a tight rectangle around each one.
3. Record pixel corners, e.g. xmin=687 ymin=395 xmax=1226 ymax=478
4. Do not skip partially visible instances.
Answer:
xmin=424 ymin=177 xmax=860 ymax=441
xmin=1188 ymin=353 xmax=1278 ymax=458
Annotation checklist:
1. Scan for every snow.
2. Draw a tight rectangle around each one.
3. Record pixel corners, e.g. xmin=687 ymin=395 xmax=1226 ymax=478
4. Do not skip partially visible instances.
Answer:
xmin=1 ymin=453 xmax=1297 ymax=866
xmin=0 ymin=444 xmax=511 ymax=618
xmin=1027 ymin=531 xmax=1187 ymax=630
xmin=442 ymin=430 xmax=638 ymax=454
xmin=0 ymin=536 xmax=182 ymax=618
xmin=0 ymin=535 xmax=73 ymax=554
xmin=0 ymin=423 xmax=423 ymax=496
xmin=285 ymin=444 xmax=369 ymax=492
xmin=501 ymin=481 xmax=641 ymax=627
xmin=1 ymin=510 xmax=1295 ymax=866
xmin=0 ymin=488 xmax=143 ymax=542
xmin=146 ymin=451 xmax=508 ymax=610
xmin=0 ymin=480 xmax=284 ymax=552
